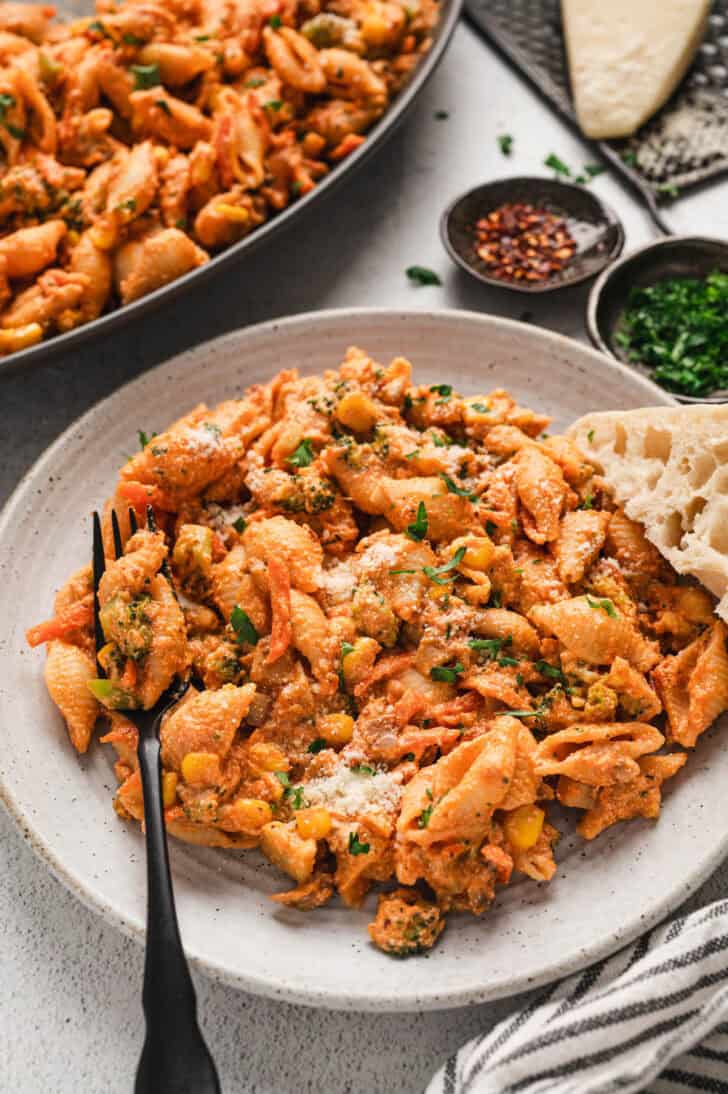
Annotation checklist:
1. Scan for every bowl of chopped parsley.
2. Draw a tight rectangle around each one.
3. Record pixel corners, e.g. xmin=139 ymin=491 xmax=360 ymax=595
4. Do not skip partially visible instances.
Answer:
xmin=587 ymin=236 xmax=728 ymax=402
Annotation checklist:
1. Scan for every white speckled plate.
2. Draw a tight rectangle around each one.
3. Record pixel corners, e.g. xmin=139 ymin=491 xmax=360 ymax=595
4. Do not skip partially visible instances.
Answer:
xmin=2 ymin=309 xmax=727 ymax=1012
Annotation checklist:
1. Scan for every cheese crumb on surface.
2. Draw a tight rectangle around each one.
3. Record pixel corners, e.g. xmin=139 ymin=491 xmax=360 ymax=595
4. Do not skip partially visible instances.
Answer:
xmin=303 ymin=765 xmax=402 ymax=816
xmin=184 ymin=425 xmax=222 ymax=455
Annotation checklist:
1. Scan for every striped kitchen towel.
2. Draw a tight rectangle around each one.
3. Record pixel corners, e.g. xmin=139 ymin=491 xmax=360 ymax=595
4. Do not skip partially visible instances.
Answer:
xmin=427 ymin=899 xmax=728 ymax=1094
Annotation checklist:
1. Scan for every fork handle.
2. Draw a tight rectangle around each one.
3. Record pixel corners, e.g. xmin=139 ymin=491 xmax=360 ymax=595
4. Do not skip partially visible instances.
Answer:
xmin=135 ymin=736 xmax=221 ymax=1094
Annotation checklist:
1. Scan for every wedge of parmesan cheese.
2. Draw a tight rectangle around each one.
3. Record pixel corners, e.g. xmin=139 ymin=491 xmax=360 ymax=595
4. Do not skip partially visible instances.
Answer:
xmin=561 ymin=0 xmax=710 ymax=139
xmin=568 ymin=406 xmax=728 ymax=621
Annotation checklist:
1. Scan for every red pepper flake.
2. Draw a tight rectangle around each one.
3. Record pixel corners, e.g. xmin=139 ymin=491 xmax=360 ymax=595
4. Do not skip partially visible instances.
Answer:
xmin=471 ymin=202 xmax=576 ymax=284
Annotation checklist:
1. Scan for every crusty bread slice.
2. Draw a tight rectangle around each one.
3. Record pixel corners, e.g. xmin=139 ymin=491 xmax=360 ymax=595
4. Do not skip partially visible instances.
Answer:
xmin=568 ymin=406 xmax=728 ymax=621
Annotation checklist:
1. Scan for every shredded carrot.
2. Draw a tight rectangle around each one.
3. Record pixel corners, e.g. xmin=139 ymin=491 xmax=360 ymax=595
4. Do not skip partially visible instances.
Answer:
xmin=26 ymin=596 xmax=94 ymax=647
xmin=330 ymin=134 xmax=365 ymax=161
xmin=120 ymin=659 xmax=137 ymax=689
xmin=266 ymin=552 xmax=292 ymax=664
xmin=354 ymin=652 xmax=415 ymax=699
xmin=117 ymin=481 xmax=175 ymax=516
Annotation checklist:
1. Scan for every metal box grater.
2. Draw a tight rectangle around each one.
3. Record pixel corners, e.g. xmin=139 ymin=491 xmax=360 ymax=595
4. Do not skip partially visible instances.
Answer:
xmin=465 ymin=0 xmax=728 ymax=231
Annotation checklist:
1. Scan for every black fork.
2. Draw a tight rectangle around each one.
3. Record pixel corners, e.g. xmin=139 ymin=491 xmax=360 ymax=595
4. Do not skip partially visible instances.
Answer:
xmin=93 ymin=509 xmax=221 ymax=1094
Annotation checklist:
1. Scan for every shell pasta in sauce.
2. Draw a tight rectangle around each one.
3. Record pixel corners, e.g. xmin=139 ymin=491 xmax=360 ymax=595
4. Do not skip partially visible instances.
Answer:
xmin=29 ymin=349 xmax=728 ymax=955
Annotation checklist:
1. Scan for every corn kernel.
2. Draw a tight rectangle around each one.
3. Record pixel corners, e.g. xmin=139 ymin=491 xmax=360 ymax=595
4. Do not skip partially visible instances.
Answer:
xmin=296 ymin=807 xmax=332 ymax=840
xmin=249 ymin=741 xmax=289 ymax=773
xmin=462 ymin=537 xmax=495 ymax=571
xmin=162 ymin=771 xmax=178 ymax=807
xmin=154 ymin=146 xmax=170 ymax=168
xmin=181 ymin=751 xmax=221 ymax=787
xmin=67 ymin=229 xmax=80 ymax=246
xmin=214 ymin=203 xmax=249 ymax=223
xmin=341 ymin=636 xmax=380 ymax=689
xmin=228 ymin=797 xmax=273 ymax=831
xmin=336 ymin=391 xmax=379 ymax=433
xmin=503 ymin=804 xmax=544 ymax=851
xmin=318 ymin=712 xmax=354 ymax=745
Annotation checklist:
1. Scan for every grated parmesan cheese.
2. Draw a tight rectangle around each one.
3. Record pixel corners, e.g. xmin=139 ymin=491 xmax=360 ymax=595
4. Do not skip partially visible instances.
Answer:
xmin=302 ymin=765 xmax=402 ymax=816
xmin=183 ymin=425 xmax=222 ymax=456
xmin=357 ymin=539 xmax=401 ymax=571
xmin=320 ymin=562 xmax=357 ymax=603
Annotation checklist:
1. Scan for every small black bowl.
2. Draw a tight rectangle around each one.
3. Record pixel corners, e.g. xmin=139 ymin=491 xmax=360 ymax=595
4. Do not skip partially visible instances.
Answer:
xmin=587 ymin=235 xmax=728 ymax=404
xmin=440 ymin=176 xmax=625 ymax=294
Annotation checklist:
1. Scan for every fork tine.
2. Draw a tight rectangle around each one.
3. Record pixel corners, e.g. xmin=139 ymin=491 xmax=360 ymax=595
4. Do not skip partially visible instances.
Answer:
xmin=111 ymin=509 xmax=123 ymax=561
xmin=92 ymin=511 xmax=106 ymax=665
xmin=129 ymin=507 xmax=138 ymax=534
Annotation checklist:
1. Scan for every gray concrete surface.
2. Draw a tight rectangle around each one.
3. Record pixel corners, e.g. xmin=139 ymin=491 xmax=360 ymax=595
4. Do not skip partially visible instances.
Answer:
xmin=2 ymin=19 xmax=728 ymax=1094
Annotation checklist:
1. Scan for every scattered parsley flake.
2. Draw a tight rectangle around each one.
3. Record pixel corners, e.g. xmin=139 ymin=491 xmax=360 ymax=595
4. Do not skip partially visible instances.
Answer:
xmin=418 ymin=803 xmax=434 ymax=828
xmin=348 ymin=831 xmax=370 ymax=855
xmin=406 ymin=265 xmax=442 ymax=287
xmin=131 ymin=62 xmax=160 ymax=89
xmin=423 ymin=546 xmax=465 ymax=585
xmin=231 ymin=605 xmax=259 ymax=646
xmin=430 ymin=661 xmax=464 ymax=683
xmin=308 ymin=738 xmax=326 ymax=754
xmin=429 ymin=383 xmax=452 ymax=397
xmin=232 ymin=516 xmax=247 ymax=533
xmin=286 ymin=438 xmax=315 ymax=467
xmin=440 ymin=473 xmax=477 ymax=500
xmin=586 ymin=594 xmax=618 ymax=618
xmin=497 ymin=133 xmax=513 ymax=156
xmin=406 ymin=500 xmax=428 ymax=542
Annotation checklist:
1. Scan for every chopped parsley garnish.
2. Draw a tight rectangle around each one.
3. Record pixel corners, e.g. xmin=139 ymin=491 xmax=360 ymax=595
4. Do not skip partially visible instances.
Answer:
xmin=403 ymin=752 xmax=415 ymax=762
xmin=6 ymin=124 xmax=25 ymax=140
xmin=268 ymin=13 xmax=282 ymax=26
xmin=87 ymin=19 xmax=110 ymax=35
xmin=440 ymin=473 xmax=477 ymax=500
xmin=406 ymin=265 xmax=442 ymax=287
xmin=535 ymin=659 xmax=567 ymax=683
xmin=485 ymin=520 xmax=497 ymax=537
xmin=0 ymin=93 xmax=15 ymax=119
xmin=231 ymin=605 xmax=259 ymax=646
xmin=429 ymin=383 xmax=452 ymax=397
xmin=622 ymin=151 xmax=638 ymax=167
xmin=285 ymin=785 xmax=306 ymax=809
xmin=123 ymin=32 xmax=144 ymax=43
xmin=286 ymin=438 xmax=315 ymax=467
xmin=497 ymin=133 xmax=513 ymax=156
xmin=434 ymin=109 xmax=449 ymax=120
xmin=471 ymin=402 xmax=490 ymax=413
xmin=308 ymin=737 xmax=326 ymax=754
xmin=117 ymin=197 xmax=137 ymax=212
xmin=586 ymin=594 xmax=618 ymax=618
xmin=544 ymin=152 xmax=571 ymax=177
xmin=245 ymin=76 xmax=265 ymax=86
xmin=506 ymin=702 xmax=549 ymax=720
xmin=352 ymin=763 xmax=375 ymax=775
xmin=264 ymin=99 xmax=283 ymax=111
xmin=138 ymin=429 xmax=150 ymax=448
xmin=348 ymin=831 xmax=370 ymax=855
xmin=423 ymin=546 xmax=465 ymax=585
xmin=430 ymin=661 xmax=464 ymax=683
xmin=657 ymin=182 xmax=679 ymax=199
xmin=155 ymin=98 xmax=172 ymax=115
xmin=579 ymin=493 xmax=594 ymax=510
xmin=130 ymin=62 xmax=160 ymax=89
xmin=418 ymin=803 xmax=434 ymax=828
xmin=615 ymin=272 xmax=728 ymax=397
xmin=406 ymin=501 xmax=428 ymax=542
xmin=431 ymin=432 xmax=450 ymax=447
xmin=274 ymin=771 xmax=290 ymax=788
xmin=338 ymin=641 xmax=355 ymax=691
xmin=587 ymin=429 xmax=595 ymax=444
xmin=390 ymin=568 xmax=416 ymax=575
xmin=468 ymin=636 xmax=509 ymax=657
xmin=232 ymin=516 xmax=247 ymax=533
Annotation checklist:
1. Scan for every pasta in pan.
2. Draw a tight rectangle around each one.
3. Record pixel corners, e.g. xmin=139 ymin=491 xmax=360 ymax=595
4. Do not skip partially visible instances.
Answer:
xmin=28 ymin=349 xmax=728 ymax=955
xmin=0 ymin=0 xmax=438 ymax=354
